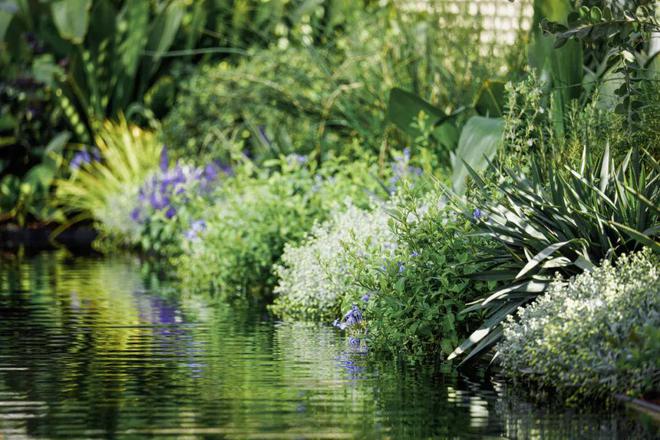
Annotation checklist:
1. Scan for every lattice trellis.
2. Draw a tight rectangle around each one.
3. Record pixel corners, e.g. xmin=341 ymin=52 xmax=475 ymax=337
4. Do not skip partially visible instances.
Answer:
xmin=400 ymin=0 xmax=533 ymax=45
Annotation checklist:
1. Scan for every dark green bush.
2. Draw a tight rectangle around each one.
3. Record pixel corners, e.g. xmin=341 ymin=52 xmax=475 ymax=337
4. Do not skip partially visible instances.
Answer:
xmin=345 ymin=186 xmax=495 ymax=360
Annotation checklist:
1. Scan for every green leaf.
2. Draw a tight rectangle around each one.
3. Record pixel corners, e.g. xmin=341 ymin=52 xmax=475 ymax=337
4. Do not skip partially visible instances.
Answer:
xmin=386 ymin=87 xmax=445 ymax=138
xmin=0 ymin=1 xmax=16 ymax=41
xmin=51 ymin=0 xmax=92 ymax=44
xmin=474 ymin=80 xmax=506 ymax=117
xmin=448 ymin=300 xmax=525 ymax=361
xmin=451 ymin=116 xmax=504 ymax=195
xmin=516 ymin=240 xmax=574 ymax=279
xmin=609 ymin=221 xmax=660 ymax=252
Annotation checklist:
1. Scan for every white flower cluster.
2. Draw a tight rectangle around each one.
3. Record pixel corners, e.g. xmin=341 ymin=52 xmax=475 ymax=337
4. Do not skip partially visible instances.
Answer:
xmin=272 ymin=202 xmax=396 ymax=320
xmin=497 ymin=248 xmax=659 ymax=399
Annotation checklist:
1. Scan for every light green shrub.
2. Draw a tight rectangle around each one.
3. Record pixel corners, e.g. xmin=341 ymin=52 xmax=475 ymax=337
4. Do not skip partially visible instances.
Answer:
xmin=271 ymin=202 xmax=396 ymax=321
xmin=177 ymin=156 xmax=385 ymax=298
xmin=497 ymin=249 xmax=660 ymax=403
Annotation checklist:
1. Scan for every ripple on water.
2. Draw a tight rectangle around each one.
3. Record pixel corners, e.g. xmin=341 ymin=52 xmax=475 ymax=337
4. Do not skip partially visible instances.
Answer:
xmin=0 ymin=252 xmax=656 ymax=439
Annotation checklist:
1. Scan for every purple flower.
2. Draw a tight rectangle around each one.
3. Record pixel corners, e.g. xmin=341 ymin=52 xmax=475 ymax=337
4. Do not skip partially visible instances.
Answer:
xmin=333 ymin=304 xmax=363 ymax=330
xmin=472 ymin=208 xmax=482 ymax=220
xmin=70 ymin=149 xmax=93 ymax=171
xmin=185 ymin=220 xmax=207 ymax=240
xmin=361 ymin=294 xmax=370 ymax=303
xmin=410 ymin=250 xmax=420 ymax=258
xmin=159 ymin=146 xmax=169 ymax=172
xmin=287 ymin=154 xmax=308 ymax=166
xmin=130 ymin=207 xmax=142 ymax=223
xmin=165 ymin=206 xmax=176 ymax=219
xmin=203 ymin=163 xmax=219 ymax=181
xmin=149 ymin=192 xmax=170 ymax=211
xmin=398 ymin=261 xmax=405 ymax=273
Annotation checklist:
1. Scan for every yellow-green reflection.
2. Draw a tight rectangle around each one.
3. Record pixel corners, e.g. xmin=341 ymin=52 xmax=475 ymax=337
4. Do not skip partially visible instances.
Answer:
xmin=0 ymin=252 xmax=654 ymax=439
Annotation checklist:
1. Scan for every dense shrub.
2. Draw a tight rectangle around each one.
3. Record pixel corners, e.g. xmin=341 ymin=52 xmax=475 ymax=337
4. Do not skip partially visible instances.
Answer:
xmin=341 ymin=186 xmax=494 ymax=360
xmin=271 ymin=202 xmax=395 ymax=321
xmin=124 ymin=148 xmax=227 ymax=255
xmin=177 ymin=156 xmax=385 ymax=298
xmin=497 ymin=249 xmax=660 ymax=403
xmin=162 ymin=47 xmax=337 ymax=162
xmin=163 ymin=2 xmax=515 ymax=164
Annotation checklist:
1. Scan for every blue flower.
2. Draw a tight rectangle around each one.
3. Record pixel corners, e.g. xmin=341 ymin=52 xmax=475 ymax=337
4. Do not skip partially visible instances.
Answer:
xmin=130 ymin=207 xmax=142 ymax=223
xmin=159 ymin=146 xmax=169 ymax=172
xmin=70 ymin=150 xmax=92 ymax=171
xmin=334 ymin=304 xmax=363 ymax=330
xmin=410 ymin=250 xmax=420 ymax=258
xmin=472 ymin=208 xmax=482 ymax=220
xmin=185 ymin=220 xmax=207 ymax=240
xmin=398 ymin=261 xmax=405 ymax=273
xmin=361 ymin=294 xmax=370 ymax=303
xmin=165 ymin=206 xmax=176 ymax=219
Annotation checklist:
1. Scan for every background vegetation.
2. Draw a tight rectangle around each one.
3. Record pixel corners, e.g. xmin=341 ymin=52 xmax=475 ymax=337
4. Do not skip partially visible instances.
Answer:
xmin=1 ymin=0 xmax=658 ymax=405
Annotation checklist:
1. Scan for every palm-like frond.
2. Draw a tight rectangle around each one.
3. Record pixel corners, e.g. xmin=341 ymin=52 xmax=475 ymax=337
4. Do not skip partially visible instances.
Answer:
xmin=450 ymin=145 xmax=659 ymax=363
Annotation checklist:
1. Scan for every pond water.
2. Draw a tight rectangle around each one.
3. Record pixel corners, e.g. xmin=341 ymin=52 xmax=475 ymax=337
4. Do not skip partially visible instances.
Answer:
xmin=0 ymin=252 xmax=656 ymax=439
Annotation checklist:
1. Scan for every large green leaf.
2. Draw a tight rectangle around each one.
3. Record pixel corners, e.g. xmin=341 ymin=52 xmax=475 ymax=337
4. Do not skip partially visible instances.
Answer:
xmin=451 ymin=116 xmax=504 ymax=195
xmin=386 ymin=87 xmax=445 ymax=138
xmin=474 ymin=80 xmax=506 ymax=117
xmin=141 ymin=0 xmax=185 ymax=89
xmin=0 ymin=0 xmax=17 ymax=41
xmin=50 ymin=0 xmax=91 ymax=44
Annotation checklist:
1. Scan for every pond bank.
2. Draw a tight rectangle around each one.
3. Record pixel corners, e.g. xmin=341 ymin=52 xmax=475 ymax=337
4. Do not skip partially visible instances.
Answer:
xmin=0 ymin=223 xmax=97 ymax=250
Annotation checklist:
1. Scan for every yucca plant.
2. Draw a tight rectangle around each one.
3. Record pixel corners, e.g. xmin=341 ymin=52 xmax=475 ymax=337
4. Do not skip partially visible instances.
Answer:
xmin=55 ymin=117 xmax=162 ymax=232
xmin=448 ymin=145 xmax=659 ymax=363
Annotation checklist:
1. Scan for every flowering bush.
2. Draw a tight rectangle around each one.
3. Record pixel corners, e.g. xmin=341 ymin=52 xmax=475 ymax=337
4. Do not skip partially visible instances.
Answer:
xmin=126 ymin=147 xmax=225 ymax=254
xmin=337 ymin=186 xmax=494 ymax=360
xmin=270 ymin=203 xmax=396 ymax=320
xmin=55 ymin=119 xmax=162 ymax=244
xmin=497 ymin=249 xmax=660 ymax=403
xmin=176 ymin=156 xmax=385 ymax=298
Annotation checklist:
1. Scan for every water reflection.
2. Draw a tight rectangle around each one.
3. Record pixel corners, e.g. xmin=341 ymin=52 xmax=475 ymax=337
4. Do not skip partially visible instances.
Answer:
xmin=0 ymin=252 xmax=656 ymax=439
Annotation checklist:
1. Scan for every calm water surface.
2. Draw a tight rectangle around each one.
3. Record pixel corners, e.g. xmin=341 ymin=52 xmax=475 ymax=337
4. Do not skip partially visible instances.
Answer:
xmin=0 ymin=252 xmax=656 ymax=439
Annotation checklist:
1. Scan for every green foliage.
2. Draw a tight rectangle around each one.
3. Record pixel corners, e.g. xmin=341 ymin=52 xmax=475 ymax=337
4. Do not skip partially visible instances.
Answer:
xmin=164 ymin=2 xmax=517 ymax=165
xmin=1 ymin=0 xmax=189 ymax=142
xmin=0 ymin=132 xmax=68 ymax=225
xmin=347 ymin=187 xmax=494 ymax=360
xmin=542 ymin=1 xmax=659 ymax=127
xmin=449 ymin=145 xmax=660 ymax=363
xmin=162 ymin=47 xmax=335 ymax=162
xmin=271 ymin=202 xmax=395 ymax=321
xmin=177 ymin=156 xmax=385 ymax=299
xmin=55 ymin=118 xmax=161 ymax=241
xmin=497 ymin=249 xmax=659 ymax=403
xmin=450 ymin=116 xmax=504 ymax=195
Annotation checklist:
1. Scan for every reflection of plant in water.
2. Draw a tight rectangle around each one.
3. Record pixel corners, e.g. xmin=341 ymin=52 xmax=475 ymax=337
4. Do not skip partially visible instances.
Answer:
xmin=492 ymin=382 xmax=657 ymax=439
